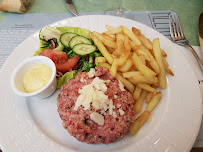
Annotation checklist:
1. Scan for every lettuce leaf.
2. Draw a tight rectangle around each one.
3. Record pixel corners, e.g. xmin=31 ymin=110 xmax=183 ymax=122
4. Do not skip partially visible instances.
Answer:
xmin=56 ymin=27 xmax=90 ymax=38
xmin=57 ymin=70 xmax=77 ymax=88
xmin=34 ymin=40 xmax=51 ymax=56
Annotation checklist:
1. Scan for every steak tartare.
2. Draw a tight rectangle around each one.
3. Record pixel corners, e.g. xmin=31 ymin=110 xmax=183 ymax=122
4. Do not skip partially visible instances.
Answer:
xmin=57 ymin=67 xmax=135 ymax=144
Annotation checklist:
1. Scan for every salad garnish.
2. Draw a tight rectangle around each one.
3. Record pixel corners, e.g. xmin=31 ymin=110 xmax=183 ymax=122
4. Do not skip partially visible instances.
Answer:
xmin=34 ymin=26 xmax=102 ymax=88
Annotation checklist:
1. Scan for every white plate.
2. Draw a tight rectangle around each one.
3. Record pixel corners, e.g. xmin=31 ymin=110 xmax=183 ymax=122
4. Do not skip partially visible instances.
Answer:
xmin=0 ymin=15 xmax=202 ymax=152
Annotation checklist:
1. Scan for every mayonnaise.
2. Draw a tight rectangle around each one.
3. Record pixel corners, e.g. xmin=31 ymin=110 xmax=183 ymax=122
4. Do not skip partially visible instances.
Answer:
xmin=23 ymin=64 xmax=52 ymax=93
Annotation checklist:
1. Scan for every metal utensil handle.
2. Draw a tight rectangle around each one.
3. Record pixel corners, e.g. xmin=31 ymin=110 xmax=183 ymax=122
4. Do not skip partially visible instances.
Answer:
xmin=185 ymin=44 xmax=203 ymax=71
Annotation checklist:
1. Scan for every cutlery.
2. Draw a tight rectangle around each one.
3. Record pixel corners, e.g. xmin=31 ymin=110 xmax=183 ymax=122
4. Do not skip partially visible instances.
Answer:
xmin=169 ymin=15 xmax=203 ymax=71
xmin=64 ymin=0 xmax=78 ymax=16
xmin=199 ymin=13 xmax=203 ymax=54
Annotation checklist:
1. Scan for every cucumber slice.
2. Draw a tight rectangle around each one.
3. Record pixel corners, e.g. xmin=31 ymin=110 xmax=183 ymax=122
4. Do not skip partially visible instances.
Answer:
xmin=73 ymin=44 xmax=96 ymax=56
xmin=60 ymin=32 xmax=77 ymax=48
xmin=69 ymin=35 xmax=92 ymax=48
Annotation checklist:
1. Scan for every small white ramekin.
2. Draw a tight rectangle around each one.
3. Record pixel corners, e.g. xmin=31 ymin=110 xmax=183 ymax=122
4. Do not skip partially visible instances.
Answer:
xmin=10 ymin=56 xmax=57 ymax=98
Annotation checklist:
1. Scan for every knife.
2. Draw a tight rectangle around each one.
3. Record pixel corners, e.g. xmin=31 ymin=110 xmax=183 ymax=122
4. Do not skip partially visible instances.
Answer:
xmin=64 ymin=0 xmax=78 ymax=16
xmin=199 ymin=13 xmax=203 ymax=54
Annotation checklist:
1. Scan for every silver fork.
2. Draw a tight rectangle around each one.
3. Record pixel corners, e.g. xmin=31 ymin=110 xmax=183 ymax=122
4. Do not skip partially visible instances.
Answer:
xmin=169 ymin=15 xmax=203 ymax=71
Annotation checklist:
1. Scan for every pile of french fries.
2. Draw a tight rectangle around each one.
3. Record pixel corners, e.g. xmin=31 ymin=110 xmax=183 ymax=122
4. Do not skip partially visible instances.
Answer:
xmin=91 ymin=25 xmax=174 ymax=136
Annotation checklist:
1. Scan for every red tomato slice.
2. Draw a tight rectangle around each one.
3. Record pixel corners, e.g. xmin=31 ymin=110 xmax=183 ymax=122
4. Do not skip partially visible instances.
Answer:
xmin=41 ymin=49 xmax=80 ymax=72
xmin=56 ymin=55 xmax=80 ymax=72
xmin=41 ymin=49 xmax=54 ymax=59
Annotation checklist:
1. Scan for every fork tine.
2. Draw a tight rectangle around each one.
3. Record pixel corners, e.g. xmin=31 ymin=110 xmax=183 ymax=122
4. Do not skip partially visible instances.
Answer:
xmin=169 ymin=15 xmax=175 ymax=41
xmin=174 ymin=16 xmax=181 ymax=38
xmin=176 ymin=16 xmax=185 ymax=38
xmin=172 ymin=16 xmax=177 ymax=38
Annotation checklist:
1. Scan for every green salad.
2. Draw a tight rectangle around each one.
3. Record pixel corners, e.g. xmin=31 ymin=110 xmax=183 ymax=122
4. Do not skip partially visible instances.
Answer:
xmin=34 ymin=26 xmax=102 ymax=88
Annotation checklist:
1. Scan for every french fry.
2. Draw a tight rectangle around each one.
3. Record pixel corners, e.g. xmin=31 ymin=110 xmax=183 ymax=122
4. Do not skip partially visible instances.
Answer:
xmin=91 ymin=34 xmax=113 ymax=64
xmin=92 ymin=32 xmax=117 ymax=48
xmin=99 ymin=63 xmax=134 ymax=93
xmin=132 ymin=27 xmax=153 ymax=50
xmin=162 ymin=56 xmax=169 ymax=66
xmin=130 ymin=75 xmax=158 ymax=84
xmin=146 ymin=92 xmax=162 ymax=112
xmin=140 ymin=46 xmax=160 ymax=74
xmin=152 ymin=49 xmax=167 ymax=58
xmin=134 ymin=90 xmax=147 ymax=113
xmin=110 ymin=35 xmax=116 ymax=39
xmin=98 ymin=62 xmax=111 ymax=69
xmin=115 ymin=73 xmax=135 ymax=93
xmin=138 ymin=35 xmax=153 ymax=50
xmin=130 ymin=111 xmax=150 ymax=136
xmin=129 ymin=66 xmax=138 ymax=71
xmin=118 ymin=59 xmax=133 ymax=72
xmin=105 ymin=26 xmax=122 ymax=35
xmin=139 ymin=55 xmax=146 ymax=65
xmin=153 ymin=38 xmax=166 ymax=89
xmin=101 ymin=33 xmax=116 ymax=42
xmin=118 ymin=52 xmax=131 ymax=66
xmin=106 ymin=46 xmax=115 ymax=53
xmin=122 ymin=26 xmax=142 ymax=46
xmin=95 ymin=57 xmax=106 ymax=64
xmin=131 ymin=52 xmax=157 ymax=78
xmin=112 ymin=48 xmax=121 ymax=56
xmin=161 ymin=49 xmax=167 ymax=57
xmin=117 ymin=35 xmax=131 ymax=66
xmin=122 ymin=71 xmax=142 ymax=78
xmin=153 ymin=83 xmax=159 ymax=88
xmin=162 ymin=57 xmax=174 ymax=76
xmin=146 ymin=91 xmax=154 ymax=104
xmin=165 ymin=67 xmax=174 ymax=76
xmin=110 ymin=58 xmax=119 ymax=77
xmin=136 ymin=49 xmax=151 ymax=61
xmin=128 ymin=78 xmax=135 ymax=84
xmin=131 ymin=27 xmax=140 ymax=35
xmin=133 ymin=86 xmax=142 ymax=101
xmin=130 ymin=40 xmax=140 ymax=51
xmin=146 ymin=84 xmax=157 ymax=103
xmin=106 ymin=25 xmax=115 ymax=31
xmin=115 ymin=33 xmax=125 ymax=56
xmin=116 ymin=33 xmax=125 ymax=41
xmin=137 ymin=83 xmax=157 ymax=92
xmin=131 ymin=27 xmax=167 ymax=57
xmin=111 ymin=54 xmax=117 ymax=59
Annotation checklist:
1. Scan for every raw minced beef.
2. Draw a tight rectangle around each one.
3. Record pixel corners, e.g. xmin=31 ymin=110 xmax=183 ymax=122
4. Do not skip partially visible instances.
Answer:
xmin=57 ymin=67 xmax=135 ymax=144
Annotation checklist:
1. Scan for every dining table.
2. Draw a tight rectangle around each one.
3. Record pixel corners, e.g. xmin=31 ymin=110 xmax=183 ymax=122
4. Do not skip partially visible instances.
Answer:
xmin=0 ymin=0 xmax=203 ymax=152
